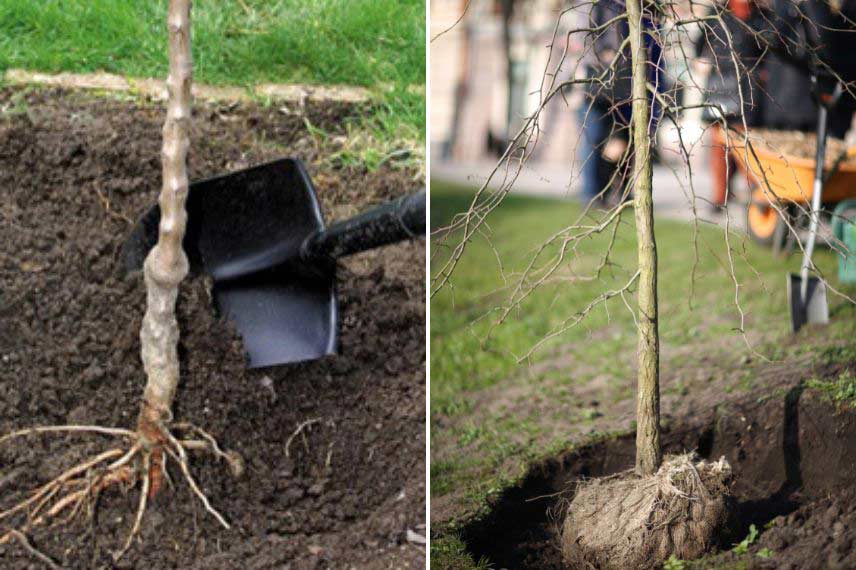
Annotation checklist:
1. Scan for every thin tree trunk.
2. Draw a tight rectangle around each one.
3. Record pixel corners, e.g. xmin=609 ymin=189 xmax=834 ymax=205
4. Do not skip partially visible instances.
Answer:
xmin=137 ymin=0 xmax=192 ymax=489
xmin=626 ymin=0 xmax=661 ymax=476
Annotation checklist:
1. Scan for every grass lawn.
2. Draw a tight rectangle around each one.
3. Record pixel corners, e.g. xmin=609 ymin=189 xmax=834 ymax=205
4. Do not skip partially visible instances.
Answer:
xmin=0 ymin=0 xmax=425 ymax=140
xmin=430 ymin=181 xmax=856 ymax=568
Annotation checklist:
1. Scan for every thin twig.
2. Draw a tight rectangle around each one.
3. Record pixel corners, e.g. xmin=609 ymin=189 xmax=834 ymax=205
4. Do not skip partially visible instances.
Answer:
xmin=285 ymin=418 xmax=321 ymax=459
xmin=0 ymin=426 xmax=136 ymax=446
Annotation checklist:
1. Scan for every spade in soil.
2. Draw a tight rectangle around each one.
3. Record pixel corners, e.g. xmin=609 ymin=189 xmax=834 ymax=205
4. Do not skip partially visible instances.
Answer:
xmin=788 ymin=75 xmax=843 ymax=333
xmin=123 ymin=158 xmax=426 ymax=367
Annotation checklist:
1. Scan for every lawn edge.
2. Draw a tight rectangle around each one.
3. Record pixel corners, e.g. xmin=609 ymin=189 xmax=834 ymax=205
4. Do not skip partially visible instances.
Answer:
xmin=4 ymin=68 xmax=387 ymax=105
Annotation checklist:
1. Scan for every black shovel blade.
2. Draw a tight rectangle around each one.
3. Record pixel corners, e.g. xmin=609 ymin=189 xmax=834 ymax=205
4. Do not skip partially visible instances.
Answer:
xmin=214 ymin=262 xmax=338 ymax=368
xmin=787 ymin=274 xmax=829 ymax=333
xmin=123 ymin=159 xmax=340 ymax=368
xmin=123 ymin=158 xmax=326 ymax=279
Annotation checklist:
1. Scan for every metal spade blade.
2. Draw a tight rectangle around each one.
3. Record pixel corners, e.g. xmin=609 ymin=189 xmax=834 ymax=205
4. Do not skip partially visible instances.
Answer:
xmin=122 ymin=158 xmax=425 ymax=367
xmin=787 ymin=274 xmax=829 ymax=333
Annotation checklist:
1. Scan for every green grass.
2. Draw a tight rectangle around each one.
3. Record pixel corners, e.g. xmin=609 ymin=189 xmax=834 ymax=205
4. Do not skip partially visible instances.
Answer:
xmin=431 ymin=535 xmax=493 ymax=570
xmin=807 ymin=369 xmax=856 ymax=407
xmin=431 ymin=183 xmax=844 ymax=413
xmin=0 ymin=0 xmax=425 ymax=137
xmin=430 ymin=181 xmax=856 ymax=568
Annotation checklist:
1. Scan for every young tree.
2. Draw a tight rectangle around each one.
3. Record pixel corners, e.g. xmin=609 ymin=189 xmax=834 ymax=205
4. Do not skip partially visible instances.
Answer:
xmin=0 ymin=0 xmax=239 ymax=561
xmin=139 ymin=0 xmax=199 ymax=495
xmin=559 ymin=3 xmax=733 ymax=566
xmin=431 ymin=0 xmax=853 ymax=565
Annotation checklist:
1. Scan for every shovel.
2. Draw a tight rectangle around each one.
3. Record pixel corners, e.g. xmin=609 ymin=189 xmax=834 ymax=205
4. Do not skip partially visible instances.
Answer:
xmin=122 ymin=158 xmax=425 ymax=367
xmin=787 ymin=77 xmax=843 ymax=332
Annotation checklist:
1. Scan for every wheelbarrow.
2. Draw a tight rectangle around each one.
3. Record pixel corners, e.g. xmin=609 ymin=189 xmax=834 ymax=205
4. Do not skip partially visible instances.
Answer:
xmin=723 ymin=132 xmax=856 ymax=248
xmin=723 ymin=77 xmax=851 ymax=332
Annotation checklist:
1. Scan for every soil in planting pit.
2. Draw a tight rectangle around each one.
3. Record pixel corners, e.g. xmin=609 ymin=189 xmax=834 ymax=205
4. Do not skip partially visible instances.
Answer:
xmin=0 ymin=87 xmax=425 ymax=568
xmin=460 ymin=383 xmax=856 ymax=569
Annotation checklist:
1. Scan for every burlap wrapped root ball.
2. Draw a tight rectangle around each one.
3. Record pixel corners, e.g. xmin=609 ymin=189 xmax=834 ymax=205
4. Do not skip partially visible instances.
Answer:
xmin=561 ymin=453 xmax=733 ymax=569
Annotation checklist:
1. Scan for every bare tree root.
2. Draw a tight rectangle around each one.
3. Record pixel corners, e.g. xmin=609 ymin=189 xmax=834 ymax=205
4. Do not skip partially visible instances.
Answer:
xmin=3 ymin=529 xmax=61 ymax=570
xmin=0 ymin=422 xmax=242 ymax=562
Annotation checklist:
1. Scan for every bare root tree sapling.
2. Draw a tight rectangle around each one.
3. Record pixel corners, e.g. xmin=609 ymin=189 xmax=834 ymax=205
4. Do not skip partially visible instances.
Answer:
xmin=139 ymin=0 xmax=196 ymax=494
xmin=433 ymin=0 xmax=856 ymax=564
xmin=0 ymin=0 xmax=240 ymax=561
xmin=559 ymin=2 xmax=733 ymax=567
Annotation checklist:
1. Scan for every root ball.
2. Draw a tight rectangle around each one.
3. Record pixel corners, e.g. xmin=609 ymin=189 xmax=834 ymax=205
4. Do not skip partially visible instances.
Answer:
xmin=561 ymin=453 xmax=733 ymax=569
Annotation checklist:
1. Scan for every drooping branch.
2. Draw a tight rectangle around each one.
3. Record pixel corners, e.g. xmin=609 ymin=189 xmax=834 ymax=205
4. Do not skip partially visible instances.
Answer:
xmin=138 ymin=0 xmax=193 ymax=451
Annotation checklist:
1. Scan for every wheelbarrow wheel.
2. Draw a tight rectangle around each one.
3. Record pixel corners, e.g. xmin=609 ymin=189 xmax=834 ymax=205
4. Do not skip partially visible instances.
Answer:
xmin=746 ymin=199 xmax=788 ymax=247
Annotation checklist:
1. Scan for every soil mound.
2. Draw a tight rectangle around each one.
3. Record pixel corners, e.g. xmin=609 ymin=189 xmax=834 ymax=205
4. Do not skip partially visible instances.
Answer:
xmin=749 ymin=129 xmax=854 ymax=167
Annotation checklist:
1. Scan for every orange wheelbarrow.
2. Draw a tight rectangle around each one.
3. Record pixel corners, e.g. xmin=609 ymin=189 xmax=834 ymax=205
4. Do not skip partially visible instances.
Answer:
xmin=721 ymin=130 xmax=856 ymax=247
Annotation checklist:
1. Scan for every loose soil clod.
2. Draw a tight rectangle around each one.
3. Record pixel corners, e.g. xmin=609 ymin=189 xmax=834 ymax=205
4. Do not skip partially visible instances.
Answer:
xmin=561 ymin=453 xmax=732 ymax=569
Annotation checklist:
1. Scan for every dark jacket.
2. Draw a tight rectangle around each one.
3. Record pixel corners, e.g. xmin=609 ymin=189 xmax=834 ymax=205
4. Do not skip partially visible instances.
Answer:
xmin=755 ymin=0 xmax=856 ymax=136
xmin=583 ymin=0 xmax=663 ymax=127
xmin=694 ymin=1 xmax=766 ymax=125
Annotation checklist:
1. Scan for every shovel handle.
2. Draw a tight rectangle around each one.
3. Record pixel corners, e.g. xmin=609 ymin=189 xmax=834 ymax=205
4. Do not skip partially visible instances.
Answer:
xmin=800 ymin=79 xmax=842 ymax=301
xmin=302 ymin=191 xmax=425 ymax=261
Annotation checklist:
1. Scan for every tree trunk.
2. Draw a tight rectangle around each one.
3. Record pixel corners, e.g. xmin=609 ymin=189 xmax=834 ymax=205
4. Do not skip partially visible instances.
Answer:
xmin=626 ymin=0 xmax=661 ymax=476
xmin=137 ymin=0 xmax=193 ymax=490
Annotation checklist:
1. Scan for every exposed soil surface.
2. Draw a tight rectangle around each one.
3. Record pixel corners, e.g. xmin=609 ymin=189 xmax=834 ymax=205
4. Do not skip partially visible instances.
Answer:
xmin=0 ymin=87 xmax=425 ymax=568
xmin=460 ymin=370 xmax=856 ymax=569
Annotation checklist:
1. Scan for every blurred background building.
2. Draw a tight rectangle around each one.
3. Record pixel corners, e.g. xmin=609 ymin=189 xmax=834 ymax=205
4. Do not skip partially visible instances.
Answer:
xmin=430 ymin=0 xmax=712 ymax=208
xmin=431 ymin=0 xmax=585 ymax=163
xmin=430 ymin=0 xmax=856 ymax=230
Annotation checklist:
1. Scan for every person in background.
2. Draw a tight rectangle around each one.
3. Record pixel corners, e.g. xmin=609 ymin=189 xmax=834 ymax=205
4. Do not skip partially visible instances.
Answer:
xmin=577 ymin=0 xmax=663 ymax=207
xmin=757 ymin=0 xmax=856 ymax=139
xmin=695 ymin=0 xmax=856 ymax=212
xmin=694 ymin=0 xmax=767 ymax=210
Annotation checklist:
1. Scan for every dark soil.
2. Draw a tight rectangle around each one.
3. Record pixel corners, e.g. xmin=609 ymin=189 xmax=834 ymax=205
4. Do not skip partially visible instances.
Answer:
xmin=0 ymin=87 xmax=425 ymax=568
xmin=460 ymin=371 xmax=856 ymax=569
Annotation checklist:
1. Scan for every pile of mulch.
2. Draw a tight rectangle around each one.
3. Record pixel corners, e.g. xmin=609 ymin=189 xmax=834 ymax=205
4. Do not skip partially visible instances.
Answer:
xmin=747 ymin=128 xmax=854 ymax=166
xmin=0 ymin=87 xmax=425 ymax=568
